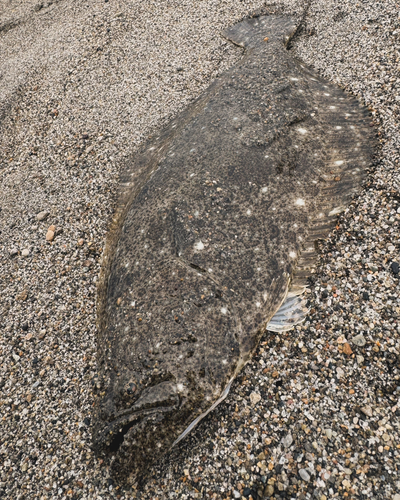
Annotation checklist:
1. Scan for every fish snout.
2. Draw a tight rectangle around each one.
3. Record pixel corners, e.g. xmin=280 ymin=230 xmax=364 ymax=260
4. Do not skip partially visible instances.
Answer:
xmin=93 ymin=380 xmax=184 ymax=479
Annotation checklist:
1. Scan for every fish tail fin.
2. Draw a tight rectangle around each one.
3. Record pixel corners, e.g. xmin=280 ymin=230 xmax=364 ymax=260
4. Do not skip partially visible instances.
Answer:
xmin=223 ymin=16 xmax=298 ymax=48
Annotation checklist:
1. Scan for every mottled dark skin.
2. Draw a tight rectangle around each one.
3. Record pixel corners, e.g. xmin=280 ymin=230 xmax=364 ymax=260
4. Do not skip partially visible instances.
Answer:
xmin=93 ymin=15 xmax=375 ymax=482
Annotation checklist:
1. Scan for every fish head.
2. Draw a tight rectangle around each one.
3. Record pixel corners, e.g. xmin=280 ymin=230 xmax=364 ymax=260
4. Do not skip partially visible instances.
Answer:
xmin=93 ymin=377 xmax=186 ymax=480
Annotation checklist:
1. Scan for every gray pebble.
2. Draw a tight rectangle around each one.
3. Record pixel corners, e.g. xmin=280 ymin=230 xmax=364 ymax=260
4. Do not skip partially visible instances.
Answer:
xmin=299 ymin=469 xmax=310 ymax=482
xmin=352 ymin=333 xmax=366 ymax=347
xmin=36 ymin=210 xmax=49 ymax=221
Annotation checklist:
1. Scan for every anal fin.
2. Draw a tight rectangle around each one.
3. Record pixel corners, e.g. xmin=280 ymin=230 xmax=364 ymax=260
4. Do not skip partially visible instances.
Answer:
xmin=267 ymin=287 xmax=308 ymax=332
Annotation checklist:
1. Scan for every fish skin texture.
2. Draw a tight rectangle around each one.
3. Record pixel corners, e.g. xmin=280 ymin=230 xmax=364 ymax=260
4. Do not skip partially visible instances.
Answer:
xmin=93 ymin=15 xmax=375 ymax=482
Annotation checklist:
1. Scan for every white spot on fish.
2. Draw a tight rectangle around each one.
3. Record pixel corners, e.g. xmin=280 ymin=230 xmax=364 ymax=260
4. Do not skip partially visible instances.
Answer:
xmin=194 ymin=241 xmax=204 ymax=251
xmin=295 ymin=198 xmax=305 ymax=206
xmin=297 ymin=128 xmax=307 ymax=134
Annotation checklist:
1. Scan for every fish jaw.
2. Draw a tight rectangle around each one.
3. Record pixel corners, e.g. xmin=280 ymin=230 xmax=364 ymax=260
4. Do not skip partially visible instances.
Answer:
xmin=92 ymin=377 xmax=229 ymax=481
xmin=92 ymin=380 xmax=182 ymax=479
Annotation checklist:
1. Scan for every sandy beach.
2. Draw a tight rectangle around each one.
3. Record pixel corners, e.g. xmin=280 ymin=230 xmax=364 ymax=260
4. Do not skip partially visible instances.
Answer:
xmin=1 ymin=0 xmax=399 ymax=498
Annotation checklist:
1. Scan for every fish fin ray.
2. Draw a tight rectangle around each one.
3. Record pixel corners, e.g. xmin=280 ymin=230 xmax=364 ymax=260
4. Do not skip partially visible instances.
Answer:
xmin=290 ymin=65 xmax=377 ymax=291
xmin=267 ymin=289 xmax=308 ymax=332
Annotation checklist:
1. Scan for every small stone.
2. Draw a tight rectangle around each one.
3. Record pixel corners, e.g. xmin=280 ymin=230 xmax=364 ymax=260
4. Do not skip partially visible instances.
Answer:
xmin=357 ymin=355 xmax=364 ymax=364
xmin=325 ymin=429 xmax=333 ymax=440
xmin=78 ymin=238 xmax=84 ymax=246
xmin=184 ymin=469 xmax=190 ymax=476
xmin=361 ymin=405 xmax=373 ymax=417
xmin=352 ymin=333 xmax=366 ymax=347
xmin=250 ymin=392 xmax=261 ymax=405
xmin=336 ymin=367 xmax=345 ymax=379
xmin=382 ymin=433 xmax=390 ymax=442
xmin=21 ymin=462 xmax=28 ymax=472
xmin=25 ymin=333 xmax=33 ymax=341
xmin=299 ymin=469 xmax=310 ymax=481
xmin=36 ymin=210 xmax=49 ymax=221
xmin=9 ymin=248 xmax=18 ymax=257
xmin=26 ymin=394 xmax=32 ymax=403
xmin=38 ymin=329 xmax=46 ymax=340
xmin=393 ymin=495 xmax=400 ymax=500
xmin=272 ymin=371 xmax=279 ymax=378
xmin=388 ymin=245 xmax=395 ymax=252
xmin=21 ymin=248 xmax=30 ymax=257
xmin=46 ymin=230 xmax=55 ymax=241
xmin=343 ymin=343 xmax=353 ymax=356
xmin=390 ymin=262 xmax=399 ymax=274
xmin=233 ymin=490 xmax=241 ymax=499
xmin=282 ymin=433 xmax=293 ymax=448
xmin=264 ymin=484 xmax=274 ymax=497
xmin=16 ymin=290 xmax=28 ymax=301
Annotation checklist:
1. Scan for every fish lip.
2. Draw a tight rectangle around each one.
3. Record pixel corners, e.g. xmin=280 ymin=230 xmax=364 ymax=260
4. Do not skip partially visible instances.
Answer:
xmin=94 ymin=403 xmax=179 ymax=454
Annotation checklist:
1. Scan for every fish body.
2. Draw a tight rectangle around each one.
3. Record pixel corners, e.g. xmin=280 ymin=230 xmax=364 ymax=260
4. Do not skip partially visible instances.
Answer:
xmin=93 ymin=15 xmax=374 ymax=480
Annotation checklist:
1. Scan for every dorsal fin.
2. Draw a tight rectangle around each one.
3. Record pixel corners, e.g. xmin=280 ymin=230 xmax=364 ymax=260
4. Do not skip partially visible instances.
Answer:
xmin=289 ymin=63 xmax=377 ymax=291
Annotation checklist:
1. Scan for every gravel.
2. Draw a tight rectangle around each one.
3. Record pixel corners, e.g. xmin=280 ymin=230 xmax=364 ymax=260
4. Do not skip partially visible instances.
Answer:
xmin=1 ymin=0 xmax=399 ymax=499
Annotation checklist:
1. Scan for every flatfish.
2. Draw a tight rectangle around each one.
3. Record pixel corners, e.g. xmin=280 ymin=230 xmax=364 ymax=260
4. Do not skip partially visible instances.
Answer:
xmin=93 ymin=15 xmax=375 ymax=480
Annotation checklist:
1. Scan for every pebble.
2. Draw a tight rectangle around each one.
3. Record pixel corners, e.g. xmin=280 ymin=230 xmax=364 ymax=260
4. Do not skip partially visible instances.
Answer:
xmin=282 ymin=433 xmax=293 ymax=448
xmin=46 ymin=225 xmax=55 ymax=241
xmin=361 ymin=405 xmax=373 ymax=417
xmin=299 ymin=469 xmax=310 ymax=482
xmin=36 ymin=210 xmax=49 ymax=221
xmin=21 ymin=248 xmax=30 ymax=257
xmin=390 ymin=261 xmax=399 ymax=275
xmin=352 ymin=333 xmax=366 ymax=347
xmin=249 ymin=392 xmax=261 ymax=405
xmin=336 ymin=367 xmax=345 ymax=379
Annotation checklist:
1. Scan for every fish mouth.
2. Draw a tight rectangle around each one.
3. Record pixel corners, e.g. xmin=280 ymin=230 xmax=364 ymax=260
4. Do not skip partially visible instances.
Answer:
xmin=93 ymin=380 xmax=180 ymax=455
xmin=98 ymin=403 xmax=179 ymax=453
